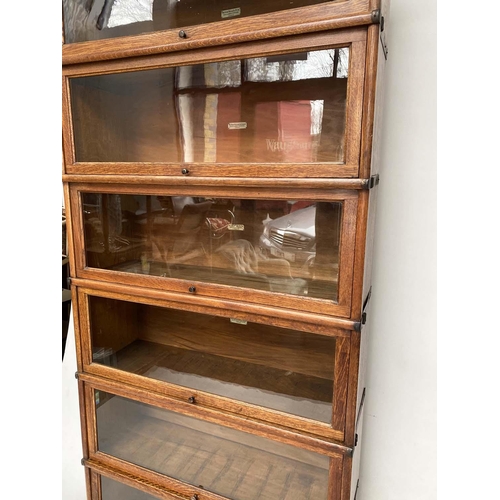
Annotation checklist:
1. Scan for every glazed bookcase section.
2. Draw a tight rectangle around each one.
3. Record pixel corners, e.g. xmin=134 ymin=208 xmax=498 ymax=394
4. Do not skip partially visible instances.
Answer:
xmin=69 ymin=185 xmax=358 ymax=318
xmin=62 ymin=28 xmax=367 ymax=178
xmin=63 ymin=0 xmax=341 ymax=44
xmin=83 ymin=383 xmax=348 ymax=500
xmin=77 ymin=286 xmax=353 ymax=439
xmin=62 ymin=1 xmax=372 ymax=58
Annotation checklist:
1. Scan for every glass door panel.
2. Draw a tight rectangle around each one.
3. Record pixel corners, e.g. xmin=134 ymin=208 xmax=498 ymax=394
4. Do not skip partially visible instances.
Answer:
xmin=70 ymin=48 xmax=349 ymax=165
xmin=101 ymin=476 xmax=160 ymax=500
xmin=81 ymin=193 xmax=342 ymax=302
xmin=63 ymin=0 xmax=337 ymax=45
xmin=95 ymin=391 xmax=330 ymax=500
xmin=88 ymin=295 xmax=337 ymax=423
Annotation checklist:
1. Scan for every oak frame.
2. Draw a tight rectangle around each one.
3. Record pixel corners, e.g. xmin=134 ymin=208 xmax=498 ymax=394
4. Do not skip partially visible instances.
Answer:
xmin=63 ymin=0 xmax=388 ymax=498
xmin=76 ymin=285 xmax=353 ymax=441
xmin=81 ymin=378 xmax=350 ymax=500
xmin=62 ymin=28 xmax=367 ymax=179
xmin=68 ymin=182 xmax=360 ymax=318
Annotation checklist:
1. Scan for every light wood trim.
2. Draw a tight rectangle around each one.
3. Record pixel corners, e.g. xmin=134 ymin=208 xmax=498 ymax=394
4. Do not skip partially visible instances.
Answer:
xmin=86 ymin=362 xmax=344 ymax=442
xmin=63 ymin=183 xmax=77 ymax=288
xmin=87 ymin=456 xmax=231 ymax=500
xmin=84 ymin=383 xmax=99 ymax=455
xmin=68 ymin=183 xmax=357 ymax=318
xmin=81 ymin=375 xmax=352 ymax=457
xmin=78 ymin=264 xmax=352 ymax=317
xmin=63 ymin=27 xmax=367 ymax=77
xmin=69 ymin=181 xmax=358 ymax=199
xmin=75 ymin=280 xmax=358 ymax=334
xmin=329 ymin=455 xmax=345 ymax=500
xmin=76 ymin=286 xmax=348 ymax=440
xmin=340 ymin=453 xmax=354 ymax=500
xmin=63 ymin=174 xmax=369 ymax=189
xmin=69 ymin=185 xmax=87 ymax=273
xmin=359 ymin=23 xmax=380 ymax=178
xmin=350 ymin=190 xmax=369 ymax=319
xmin=90 ymin=470 xmax=101 ymax=500
xmin=344 ymin=39 xmax=366 ymax=169
xmin=78 ymin=379 xmax=91 ymax=459
xmin=62 ymin=2 xmax=372 ymax=66
xmin=78 ymin=288 xmax=93 ymax=367
xmin=337 ymin=198 xmax=358 ymax=310
xmin=63 ymin=28 xmax=368 ymax=180
xmin=344 ymin=331 xmax=361 ymax=447
xmin=332 ymin=337 xmax=351 ymax=432
xmin=62 ymin=76 xmax=75 ymax=167
xmin=65 ymin=164 xmax=360 ymax=179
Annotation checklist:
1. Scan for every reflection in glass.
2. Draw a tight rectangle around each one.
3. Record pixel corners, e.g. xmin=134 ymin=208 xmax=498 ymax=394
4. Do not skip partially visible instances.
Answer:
xmin=96 ymin=392 xmax=330 ymax=500
xmin=63 ymin=0 xmax=336 ymax=44
xmin=82 ymin=194 xmax=342 ymax=301
xmin=101 ymin=476 xmax=159 ymax=500
xmin=70 ymin=49 xmax=349 ymax=163
xmin=90 ymin=295 xmax=336 ymax=422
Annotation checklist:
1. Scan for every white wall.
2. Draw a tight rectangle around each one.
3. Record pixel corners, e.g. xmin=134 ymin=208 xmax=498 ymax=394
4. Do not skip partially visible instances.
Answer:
xmin=358 ymin=1 xmax=436 ymax=499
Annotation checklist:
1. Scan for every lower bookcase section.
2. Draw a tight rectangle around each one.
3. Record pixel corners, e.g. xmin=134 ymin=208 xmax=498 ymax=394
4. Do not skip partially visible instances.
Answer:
xmin=98 ymin=390 xmax=329 ymax=499
xmin=84 ymin=384 xmax=354 ymax=500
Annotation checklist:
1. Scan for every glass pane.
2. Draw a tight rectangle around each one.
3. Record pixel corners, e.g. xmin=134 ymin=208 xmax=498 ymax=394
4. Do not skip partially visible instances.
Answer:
xmin=101 ymin=476 xmax=159 ymax=500
xmin=63 ymin=0 xmax=336 ymax=45
xmin=70 ymin=48 xmax=349 ymax=163
xmin=89 ymin=295 xmax=336 ymax=422
xmin=82 ymin=194 xmax=342 ymax=301
xmin=96 ymin=391 xmax=330 ymax=500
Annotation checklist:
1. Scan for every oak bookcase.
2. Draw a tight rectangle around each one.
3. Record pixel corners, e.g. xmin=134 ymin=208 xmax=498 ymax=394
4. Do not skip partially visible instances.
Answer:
xmin=62 ymin=1 xmax=389 ymax=498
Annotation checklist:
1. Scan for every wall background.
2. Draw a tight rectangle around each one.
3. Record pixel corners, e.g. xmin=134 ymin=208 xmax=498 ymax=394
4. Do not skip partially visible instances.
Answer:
xmin=59 ymin=1 xmax=438 ymax=499
xmin=358 ymin=1 xmax=436 ymax=499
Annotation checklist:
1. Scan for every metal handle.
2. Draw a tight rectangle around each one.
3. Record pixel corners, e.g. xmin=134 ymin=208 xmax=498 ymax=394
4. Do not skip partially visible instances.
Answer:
xmin=189 ymin=286 xmax=196 ymax=293
xmin=179 ymin=30 xmax=188 ymax=38
xmin=182 ymin=168 xmax=190 ymax=175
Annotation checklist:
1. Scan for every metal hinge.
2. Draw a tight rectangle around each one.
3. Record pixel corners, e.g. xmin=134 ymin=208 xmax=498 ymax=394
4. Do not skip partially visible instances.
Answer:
xmin=67 ymin=276 xmax=72 ymax=289
xmin=368 ymin=174 xmax=380 ymax=189
xmin=372 ymin=8 xmax=388 ymax=60
xmin=362 ymin=174 xmax=380 ymax=190
xmin=371 ymin=9 xmax=385 ymax=32
xmin=356 ymin=388 xmax=367 ymax=428
xmin=358 ymin=287 xmax=372 ymax=328
xmin=354 ymin=480 xmax=360 ymax=500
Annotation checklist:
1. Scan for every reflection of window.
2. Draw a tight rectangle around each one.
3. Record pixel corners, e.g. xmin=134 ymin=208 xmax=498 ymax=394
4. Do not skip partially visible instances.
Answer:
xmin=244 ymin=49 xmax=349 ymax=83
xmin=173 ymin=49 xmax=348 ymax=163
xmin=174 ymin=49 xmax=349 ymax=91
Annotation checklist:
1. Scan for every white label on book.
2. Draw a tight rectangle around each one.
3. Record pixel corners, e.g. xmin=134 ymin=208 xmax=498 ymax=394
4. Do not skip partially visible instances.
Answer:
xmin=221 ymin=8 xmax=241 ymax=18
xmin=228 ymin=121 xmax=247 ymax=130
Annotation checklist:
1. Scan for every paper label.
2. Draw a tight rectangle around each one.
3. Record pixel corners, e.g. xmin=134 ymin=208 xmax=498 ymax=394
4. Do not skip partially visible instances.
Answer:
xmin=221 ymin=8 xmax=241 ymax=19
xmin=230 ymin=318 xmax=248 ymax=325
xmin=228 ymin=224 xmax=244 ymax=231
xmin=228 ymin=122 xmax=247 ymax=130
